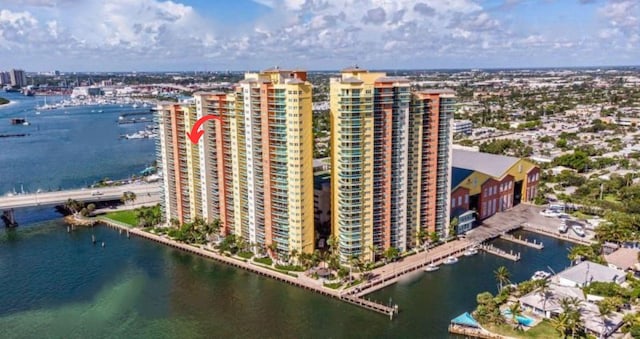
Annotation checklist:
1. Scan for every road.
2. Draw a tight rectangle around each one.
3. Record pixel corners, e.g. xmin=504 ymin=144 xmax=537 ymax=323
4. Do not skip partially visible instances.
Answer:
xmin=0 ymin=182 xmax=162 ymax=209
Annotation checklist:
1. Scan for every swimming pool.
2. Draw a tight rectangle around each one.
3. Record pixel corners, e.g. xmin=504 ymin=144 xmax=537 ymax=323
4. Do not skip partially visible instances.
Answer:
xmin=503 ymin=310 xmax=534 ymax=326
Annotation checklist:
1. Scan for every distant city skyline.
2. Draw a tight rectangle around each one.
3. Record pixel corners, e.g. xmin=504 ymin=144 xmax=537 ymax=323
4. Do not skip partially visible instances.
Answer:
xmin=1 ymin=0 xmax=638 ymax=72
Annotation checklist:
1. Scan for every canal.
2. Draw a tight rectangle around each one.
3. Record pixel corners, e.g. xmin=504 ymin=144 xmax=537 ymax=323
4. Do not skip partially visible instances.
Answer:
xmin=0 ymin=215 xmax=573 ymax=338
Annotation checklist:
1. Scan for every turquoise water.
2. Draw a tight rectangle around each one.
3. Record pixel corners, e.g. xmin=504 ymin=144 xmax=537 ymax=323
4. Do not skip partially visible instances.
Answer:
xmin=0 ymin=218 xmax=573 ymax=338
xmin=503 ymin=309 xmax=535 ymax=326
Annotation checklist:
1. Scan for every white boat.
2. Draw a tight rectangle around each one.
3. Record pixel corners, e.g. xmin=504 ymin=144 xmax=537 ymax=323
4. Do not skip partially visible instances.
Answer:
xmin=572 ymin=225 xmax=585 ymax=237
xmin=464 ymin=247 xmax=479 ymax=256
xmin=558 ymin=222 xmax=568 ymax=233
xmin=424 ymin=263 xmax=439 ymax=272
xmin=444 ymin=256 xmax=458 ymax=265
xmin=22 ymin=121 xmax=30 ymax=126
xmin=132 ymin=103 xmax=139 ymax=108
xmin=531 ymin=271 xmax=551 ymax=280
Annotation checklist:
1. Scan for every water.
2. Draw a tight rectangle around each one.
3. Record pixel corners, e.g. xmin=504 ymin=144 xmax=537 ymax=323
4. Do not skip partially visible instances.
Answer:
xmin=0 ymin=217 xmax=573 ymax=338
xmin=0 ymin=92 xmax=155 ymax=194
xmin=0 ymin=92 xmax=575 ymax=337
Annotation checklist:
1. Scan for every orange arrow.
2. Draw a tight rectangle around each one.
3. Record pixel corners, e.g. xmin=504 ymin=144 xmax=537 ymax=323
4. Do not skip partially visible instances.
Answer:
xmin=186 ymin=115 xmax=222 ymax=144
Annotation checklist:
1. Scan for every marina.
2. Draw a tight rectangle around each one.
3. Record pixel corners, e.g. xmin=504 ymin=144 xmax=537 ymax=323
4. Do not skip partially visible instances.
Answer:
xmin=499 ymin=233 xmax=544 ymax=249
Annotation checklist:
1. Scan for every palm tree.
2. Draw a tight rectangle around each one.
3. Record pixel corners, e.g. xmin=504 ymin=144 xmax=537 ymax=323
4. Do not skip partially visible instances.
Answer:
xmin=416 ymin=228 xmax=428 ymax=248
xmin=327 ymin=235 xmax=337 ymax=256
xmin=290 ymin=249 xmax=299 ymax=264
xmin=551 ymin=312 xmax=569 ymax=338
xmin=64 ymin=198 xmax=84 ymax=216
xmin=508 ymin=302 xmax=523 ymax=329
xmin=494 ymin=266 xmax=510 ymax=291
xmin=537 ymin=278 xmax=552 ymax=315
xmin=598 ymin=301 xmax=613 ymax=339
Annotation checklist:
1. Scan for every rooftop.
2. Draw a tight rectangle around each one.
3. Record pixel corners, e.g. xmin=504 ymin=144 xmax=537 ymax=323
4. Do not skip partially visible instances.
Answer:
xmin=556 ymin=260 xmax=625 ymax=286
xmin=604 ymin=247 xmax=639 ymax=271
xmin=452 ymin=149 xmax=520 ymax=178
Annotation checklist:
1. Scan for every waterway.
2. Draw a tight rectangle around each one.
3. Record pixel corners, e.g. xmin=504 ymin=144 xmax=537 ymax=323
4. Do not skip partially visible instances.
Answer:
xmin=0 ymin=92 xmax=575 ymax=338
xmin=0 ymin=92 xmax=155 ymax=194
xmin=0 ymin=216 xmax=573 ymax=338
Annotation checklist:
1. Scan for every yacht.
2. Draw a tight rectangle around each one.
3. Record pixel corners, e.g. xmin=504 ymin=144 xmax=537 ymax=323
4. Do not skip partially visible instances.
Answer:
xmin=444 ymin=256 xmax=458 ymax=265
xmin=531 ymin=271 xmax=551 ymax=281
xmin=464 ymin=247 xmax=479 ymax=256
xmin=572 ymin=225 xmax=586 ymax=237
xmin=424 ymin=263 xmax=439 ymax=272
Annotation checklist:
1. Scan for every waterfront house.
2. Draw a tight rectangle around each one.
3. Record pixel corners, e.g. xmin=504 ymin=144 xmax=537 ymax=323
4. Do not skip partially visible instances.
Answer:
xmin=555 ymin=261 xmax=625 ymax=287
xmin=604 ymin=247 xmax=640 ymax=272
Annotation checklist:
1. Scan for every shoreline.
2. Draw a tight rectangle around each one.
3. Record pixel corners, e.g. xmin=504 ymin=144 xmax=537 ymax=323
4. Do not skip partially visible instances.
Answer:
xmin=0 ymin=99 xmax=17 ymax=109
xmin=95 ymin=217 xmax=400 ymax=318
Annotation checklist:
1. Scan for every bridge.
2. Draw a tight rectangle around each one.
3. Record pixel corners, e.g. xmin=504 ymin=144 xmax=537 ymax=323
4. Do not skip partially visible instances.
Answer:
xmin=0 ymin=183 xmax=162 ymax=210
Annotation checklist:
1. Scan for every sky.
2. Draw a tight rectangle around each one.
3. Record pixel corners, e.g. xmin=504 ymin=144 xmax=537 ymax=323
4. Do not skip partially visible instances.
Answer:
xmin=0 ymin=0 xmax=638 ymax=71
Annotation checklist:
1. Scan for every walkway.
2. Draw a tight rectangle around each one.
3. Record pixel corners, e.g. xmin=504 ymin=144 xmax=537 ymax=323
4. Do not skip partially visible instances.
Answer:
xmin=97 ymin=219 xmax=398 ymax=318
xmin=343 ymin=240 xmax=473 ymax=297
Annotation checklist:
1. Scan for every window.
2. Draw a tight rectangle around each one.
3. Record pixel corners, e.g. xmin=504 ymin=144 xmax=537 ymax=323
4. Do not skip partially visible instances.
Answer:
xmin=452 ymin=200 xmax=456 ymax=208
xmin=465 ymin=194 xmax=469 ymax=204
xmin=458 ymin=196 xmax=462 ymax=205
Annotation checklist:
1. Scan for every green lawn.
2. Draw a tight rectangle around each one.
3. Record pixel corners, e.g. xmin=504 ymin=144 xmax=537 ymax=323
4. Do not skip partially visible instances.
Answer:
xmin=103 ymin=210 xmax=138 ymax=227
xmin=323 ymin=282 xmax=343 ymax=289
xmin=484 ymin=320 xmax=560 ymax=338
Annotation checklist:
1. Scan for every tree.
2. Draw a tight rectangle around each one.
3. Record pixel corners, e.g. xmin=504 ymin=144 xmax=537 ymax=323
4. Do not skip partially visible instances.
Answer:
xmin=327 ymin=235 xmax=338 ymax=256
xmin=508 ymin=302 xmax=523 ymax=329
xmin=429 ymin=232 xmax=440 ymax=244
xmin=598 ymin=301 xmax=614 ymax=339
xmin=494 ymin=266 xmax=510 ymax=291
xmin=383 ymin=247 xmax=399 ymax=263
xmin=449 ymin=217 xmax=459 ymax=237
xmin=64 ymin=198 xmax=84 ymax=216
xmin=551 ymin=312 xmax=570 ymax=338
xmin=416 ymin=228 xmax=428 ymax=248
xmin=537 ymin=278 xmax=552 ymax=314
xmin=121 ymin=191 xmax=137 ymax=205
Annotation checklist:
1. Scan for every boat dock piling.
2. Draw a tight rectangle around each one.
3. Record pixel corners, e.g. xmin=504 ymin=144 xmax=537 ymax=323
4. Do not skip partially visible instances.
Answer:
xmin=499 ymin=233 xmax=544 ymax=249
xmin=97 ymin=218 xmax=398 ymax=319
xmin=479 ymin=244 xmax=520 ymax=261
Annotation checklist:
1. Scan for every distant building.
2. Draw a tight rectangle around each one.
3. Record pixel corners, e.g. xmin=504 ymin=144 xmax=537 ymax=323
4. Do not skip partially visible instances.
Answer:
xmin=604 ymin=248 xmax=640 ymax=271
xmin=71 ymin=86 xmax=103 ymax=98
xmin=9 ymin=69 xmax=26 ymax=88
xmin=452 ymin=119 xmax=473 ymax=135
xmin=0 ymin=72 xmax=10 ymax=85
xmin=450 ymin=149 xmax=540 ymax=227
xmin=314 ymin=171 xmax=331 ymax=247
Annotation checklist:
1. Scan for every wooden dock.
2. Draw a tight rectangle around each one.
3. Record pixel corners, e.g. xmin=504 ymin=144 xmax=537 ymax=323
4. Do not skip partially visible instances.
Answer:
xmin=479 ymin=244 xmax=520 ymax=261
xmin=96 ymin=218 xmax=399 ymax=318
xmin=346 ymin=242 xmax=473 ymax=298
xmin=522 ymin=223 xmax=593 ymax=245
xmin=500 ymin=233 xmax=544 ymax=249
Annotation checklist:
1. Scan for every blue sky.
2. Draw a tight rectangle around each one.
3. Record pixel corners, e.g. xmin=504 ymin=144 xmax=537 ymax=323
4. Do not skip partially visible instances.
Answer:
xmin=0 ymin=0 xmax=638 ymax=71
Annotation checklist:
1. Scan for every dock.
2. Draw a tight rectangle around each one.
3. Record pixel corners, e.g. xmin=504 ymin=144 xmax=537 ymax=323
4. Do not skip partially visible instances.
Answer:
xmin=522 ymin=223 xmax=593 ymax=245
xmin=345 ymin=242 xmax=474 ymax=298
xmin=500 ymin=233 xmax=544 ymax=249
xmin=0 ymin=133 xmax=28 ymax=138
xmin=96 ymin=218 xmax=398 ymax=319
xmin=479 ymin=244 xmax=520 ymax=261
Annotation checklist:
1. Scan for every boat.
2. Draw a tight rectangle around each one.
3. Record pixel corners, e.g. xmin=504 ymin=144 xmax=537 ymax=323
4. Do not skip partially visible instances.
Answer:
xmin=22 ymin=121 xmax=30 ymax=126
xmin=531 ymin=271 xmax=551 ymax=281
xmin=572 ymin=225 xmax=586 ymax=237
xmin=444 ymin=256 xmax=458 ymax=265
xmin=10 ymin=118 xmax=27 ymax=125
xmin=558 ymin=221 xmax=568 ymax=233
xmin=464 ymin=247 xmax=479 ymax=256
xmin=424 ymin=263 xmax=439 ymax=272
xmin=132 ymin=103 xmax=139 ymax=108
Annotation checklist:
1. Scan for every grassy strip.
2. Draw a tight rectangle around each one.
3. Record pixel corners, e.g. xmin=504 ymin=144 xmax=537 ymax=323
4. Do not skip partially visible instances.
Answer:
xmin=101 ymin=210 xmax=137 ymax=227
xmin=253 ymin=257 xmax=273 ymax=266
xmin=274 ymin=264 xmax=305 ymax=272
xmin=483 ymin=320 xmax=560 ymax=339
xmin=237 ymin=251 xmax=254 ymax=259
xmin=323 ymin=282 xmax=343 ymax=289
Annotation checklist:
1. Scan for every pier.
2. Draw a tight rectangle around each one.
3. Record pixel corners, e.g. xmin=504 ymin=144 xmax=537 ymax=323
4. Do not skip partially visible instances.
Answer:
xmin=96 ymin=218 xmax=398 ymax=319
xmin=499 ymin=233 xmax=544 ymax=249
xmin=479 ymin=244 xmax=520 ymax=261
xmin=343 ymin=240 xmax=474 ymax=298
xmin=522 ymin=223 xmax=594 ymax=245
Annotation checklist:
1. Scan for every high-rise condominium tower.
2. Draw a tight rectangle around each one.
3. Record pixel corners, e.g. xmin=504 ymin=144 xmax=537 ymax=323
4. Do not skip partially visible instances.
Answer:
xmin=157 ymin=68 xmax=315 ymax=256
xmin=330 ymin=67 xmax=454 ymax=262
